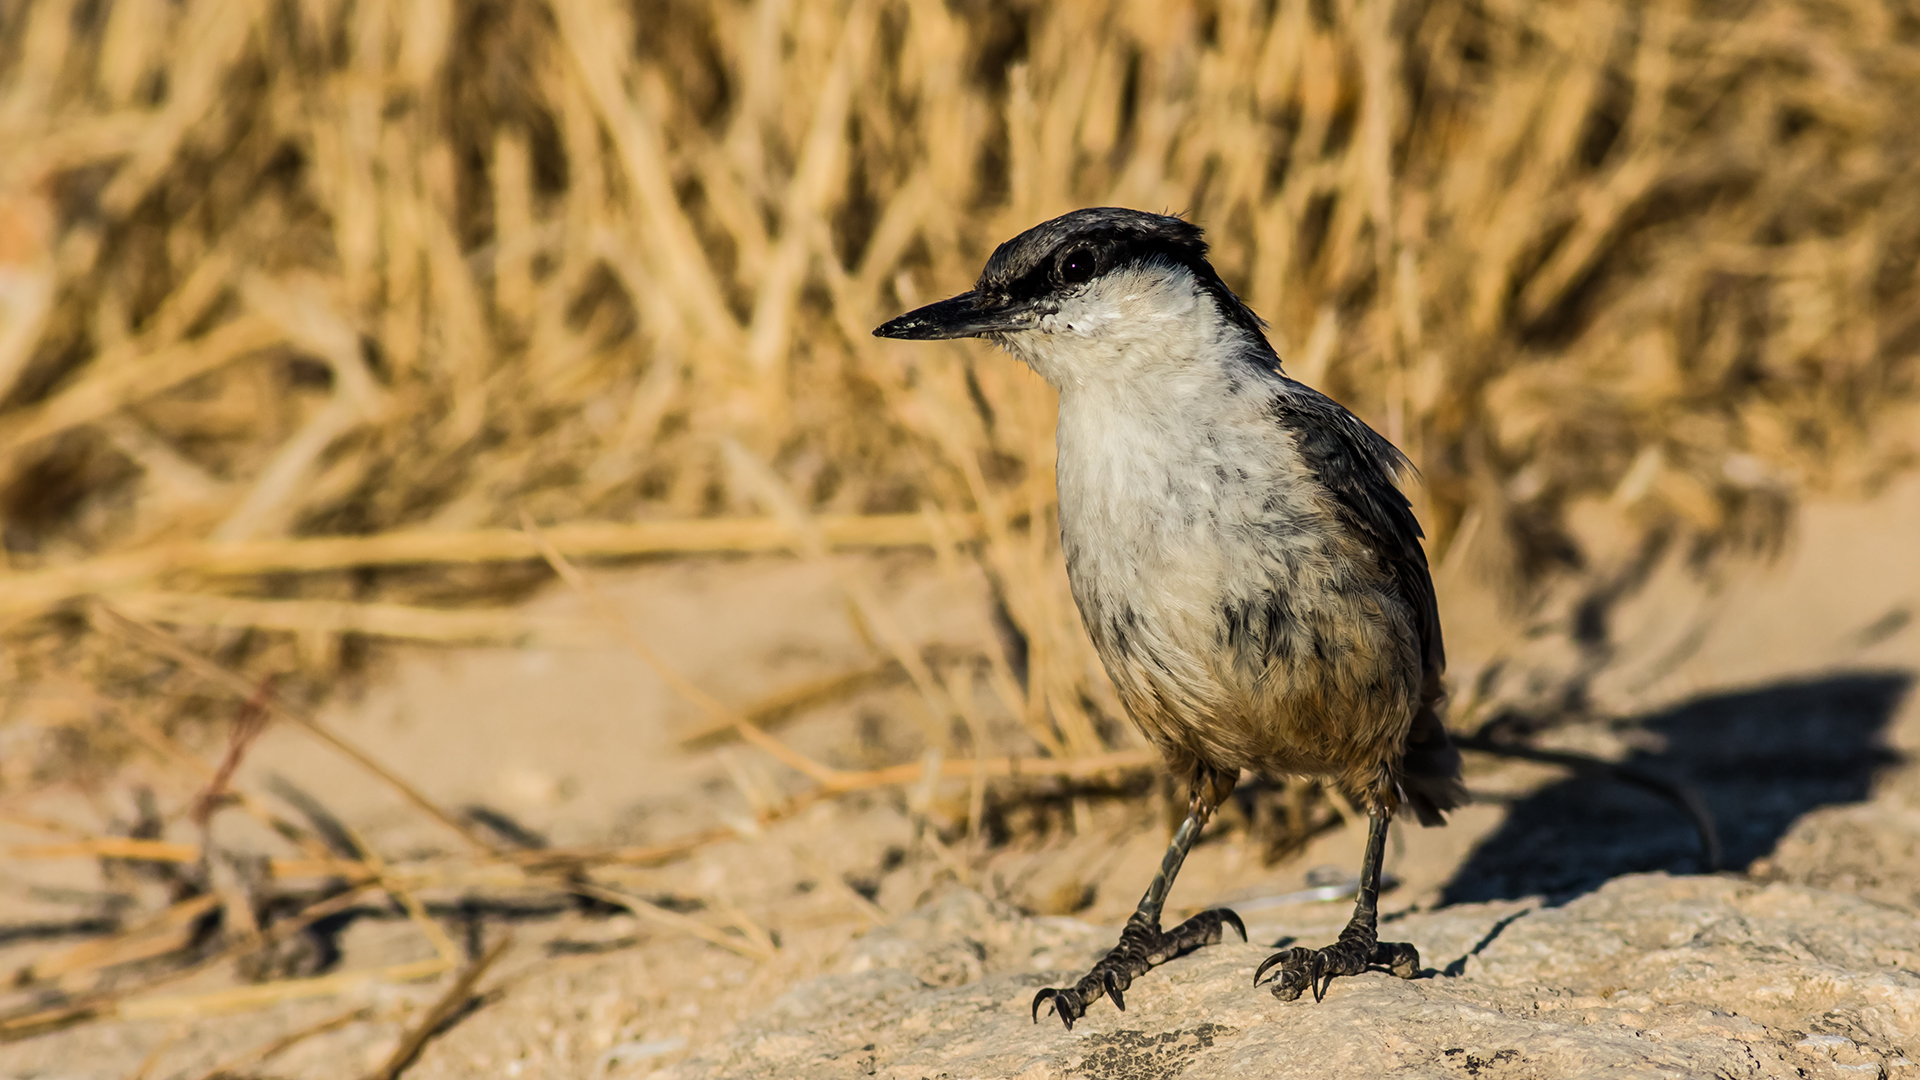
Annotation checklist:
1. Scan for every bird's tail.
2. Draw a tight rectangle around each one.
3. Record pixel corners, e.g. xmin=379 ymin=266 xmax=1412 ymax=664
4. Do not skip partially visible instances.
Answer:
xmin=1400 ymin=700 xmax=1466 ymax=827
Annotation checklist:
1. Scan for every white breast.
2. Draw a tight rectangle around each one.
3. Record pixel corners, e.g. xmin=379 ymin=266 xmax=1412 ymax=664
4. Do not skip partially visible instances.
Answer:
xmin=1008 ymin=260 xmax=1359 ymax=706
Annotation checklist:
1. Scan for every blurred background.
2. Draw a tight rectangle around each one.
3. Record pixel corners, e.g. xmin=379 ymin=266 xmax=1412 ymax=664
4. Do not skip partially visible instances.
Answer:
xmin=2 ymin=0 xmax=1919 ymax=1075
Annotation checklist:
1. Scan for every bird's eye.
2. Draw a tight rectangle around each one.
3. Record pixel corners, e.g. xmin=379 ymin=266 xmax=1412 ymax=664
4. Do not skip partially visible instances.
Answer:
xmin=1058 ymin=245 xmax=1098 ymax=285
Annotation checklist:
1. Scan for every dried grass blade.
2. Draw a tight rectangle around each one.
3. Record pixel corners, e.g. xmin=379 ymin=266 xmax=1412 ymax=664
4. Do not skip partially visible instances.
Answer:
xmin=0 ymin=315 xmax=283 ymax=461
xmin=361 ymin=935 xmax=512 ymax=1080
xmin=821 ymin=748 xmax=1157 ymax=793
xmin=337 ymin=821 xmax=461 ymax=968
xmin=550 ymin=0 xmax=738 ymax=345
xmin=518 ymin=513 xmax=845 ymax=787
xmin=719 ymin=439 xmax=958 ymax=748
xmin=8 ymin=838 xmax=201 ymax=862
xmin=676 ymin=660 xmax=906 ymax=747
xmin=17 ymin=894 xmax=220 ymax=986
xmin=119 ymin=958 xmax=452 ymax=1021
xmin=568 ymin=881 xmax=773 ymax=961
xmin=89 ymin=602 xmax=500 ymax=856
xmin=191 ymin=1004 xmax=375 ymax=1080
xmin=0 ymin=515 xmax=972 ymax=618
xmin=0 ymin=882 xmax=381 ymax=1040
xmin=110 ymin=592 xmax=603 ymax=648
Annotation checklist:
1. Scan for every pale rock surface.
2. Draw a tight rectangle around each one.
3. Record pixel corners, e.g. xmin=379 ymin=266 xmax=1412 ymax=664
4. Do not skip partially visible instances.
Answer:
xmin=1755 ymin=802 xmax=1920 ymax=913
xmin=660 ymin=875 xmax=1920 ymax=1080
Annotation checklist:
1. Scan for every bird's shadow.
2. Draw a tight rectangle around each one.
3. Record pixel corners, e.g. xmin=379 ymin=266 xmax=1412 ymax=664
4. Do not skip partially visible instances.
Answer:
xmin=1439 ymin=671 xmax=1912 ymax=906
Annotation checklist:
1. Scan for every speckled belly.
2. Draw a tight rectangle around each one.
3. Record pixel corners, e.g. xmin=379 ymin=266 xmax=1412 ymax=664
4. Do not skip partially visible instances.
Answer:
xmin=1069 ymin=523 xmax=1422 ymax=793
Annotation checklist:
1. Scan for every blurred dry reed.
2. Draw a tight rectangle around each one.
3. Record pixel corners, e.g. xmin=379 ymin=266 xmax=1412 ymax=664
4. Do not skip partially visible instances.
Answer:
xmin=1 ymin=0 xmax=1918 ymax=803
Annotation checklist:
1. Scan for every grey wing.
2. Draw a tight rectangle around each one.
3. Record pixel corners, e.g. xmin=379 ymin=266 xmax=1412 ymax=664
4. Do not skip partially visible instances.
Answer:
xmin=1271 ymin=386 xmax=1464 ymax=824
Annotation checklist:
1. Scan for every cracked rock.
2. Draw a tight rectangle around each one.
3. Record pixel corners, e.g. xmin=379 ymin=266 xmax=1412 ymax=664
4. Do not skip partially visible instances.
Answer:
xmin=661 ymin=874 xmax=1920 ymax=1080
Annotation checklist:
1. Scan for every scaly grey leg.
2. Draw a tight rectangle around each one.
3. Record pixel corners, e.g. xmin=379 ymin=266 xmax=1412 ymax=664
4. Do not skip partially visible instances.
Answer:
xmin=1255 ymin=805 xmax=1420 ymax=1002
xmin=1032 ymin=789 xmax=1246 ymax=1030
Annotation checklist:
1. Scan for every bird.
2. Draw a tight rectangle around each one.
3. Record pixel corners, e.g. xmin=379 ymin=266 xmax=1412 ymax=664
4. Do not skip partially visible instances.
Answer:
xmin=873 ymin=207 xmax=1464 ymax=1029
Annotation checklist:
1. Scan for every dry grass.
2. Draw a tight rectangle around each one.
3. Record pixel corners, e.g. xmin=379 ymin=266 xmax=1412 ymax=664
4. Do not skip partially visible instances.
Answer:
xmin=0 ymin=602 xmax=1160 ymax=1040
xmin=2 ymin=0 xmax=1919 ymax=1050
xmin=2 ymin=0 xmax=1918 ymax=750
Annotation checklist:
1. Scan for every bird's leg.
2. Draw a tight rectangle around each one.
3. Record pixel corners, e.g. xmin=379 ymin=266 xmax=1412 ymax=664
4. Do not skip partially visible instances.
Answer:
xmin=1032 ymin=777 xmax=1246 ymax=1030
xmin=1254 ymin=803 xmax=1420 ymax=1002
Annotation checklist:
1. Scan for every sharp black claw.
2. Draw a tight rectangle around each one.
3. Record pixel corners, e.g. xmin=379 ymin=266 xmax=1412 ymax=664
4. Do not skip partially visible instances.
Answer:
xmin=1257 ymin=936 xmax=1419 ymax=1003
xmin=1252 ymin=950 xmax=1286 ymax=986
xmin=1033 ymin=987 xmax=1082 ymax=1029
xmin=1221 ymin=909 xmax=1247 ymax=942
xmin=1028 ymin=901 xmax=1247 ymax=1029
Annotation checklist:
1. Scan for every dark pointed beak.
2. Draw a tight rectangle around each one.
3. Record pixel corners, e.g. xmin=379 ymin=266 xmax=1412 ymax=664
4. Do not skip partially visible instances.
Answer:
xmin=873 ymin=291 xmax=1038 ymax=340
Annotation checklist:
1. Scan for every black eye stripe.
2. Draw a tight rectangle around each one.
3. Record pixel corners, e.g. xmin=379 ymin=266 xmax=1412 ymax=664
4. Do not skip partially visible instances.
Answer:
xmin=987 ymin=230 xmax=1216 ymax=305
xmin=968 ymin=208 xmax=1272 ymax=346
xmin=999 ymin=240 xmax=1118 ymax=299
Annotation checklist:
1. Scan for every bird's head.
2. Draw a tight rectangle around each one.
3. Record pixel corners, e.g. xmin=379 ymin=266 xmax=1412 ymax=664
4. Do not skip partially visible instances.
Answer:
xmin=873 ymin=208 xmax=1273 ymax=389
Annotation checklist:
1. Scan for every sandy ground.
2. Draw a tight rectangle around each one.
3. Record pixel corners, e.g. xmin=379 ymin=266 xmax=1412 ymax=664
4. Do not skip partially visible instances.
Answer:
xmin=3 ymin=475 xmax=1918 ymax=1080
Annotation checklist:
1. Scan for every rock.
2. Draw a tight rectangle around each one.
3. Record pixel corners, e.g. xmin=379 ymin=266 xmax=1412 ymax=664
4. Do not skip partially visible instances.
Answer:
xmin=660 ymin=875 xmax=1920 ymax=1080
xmin=837 ymin=888 xmax=1101 ymax=989
xmin=1754 ymin=802 xmax=1920 ymax=913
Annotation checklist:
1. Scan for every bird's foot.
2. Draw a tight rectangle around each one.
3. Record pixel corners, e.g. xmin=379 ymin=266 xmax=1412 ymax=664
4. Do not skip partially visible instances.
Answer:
xmin=1254 ymin=930 xmax=1418 ymax=1002
xmin=1032 ymin=907 xmax=1245 ymax=1030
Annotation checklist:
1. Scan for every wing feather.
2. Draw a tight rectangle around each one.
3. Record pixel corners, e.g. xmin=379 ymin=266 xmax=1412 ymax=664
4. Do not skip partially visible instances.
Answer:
xmin=1269 ymin=383 xmax=1464 ymax=823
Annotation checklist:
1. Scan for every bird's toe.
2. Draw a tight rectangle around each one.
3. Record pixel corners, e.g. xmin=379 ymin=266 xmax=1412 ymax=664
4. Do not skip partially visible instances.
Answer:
xmin=1374 ymin=940 xmax=1421 ymax=979
xmin=1032 ymin=986 xmax=1087 ymax=1030
xmin=1256 ymin=935 xmax=1404 ymax=1002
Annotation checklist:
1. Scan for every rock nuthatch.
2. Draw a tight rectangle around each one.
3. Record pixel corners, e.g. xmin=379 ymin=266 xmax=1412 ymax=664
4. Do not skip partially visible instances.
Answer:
xmin=877 ymin=208 xmax=1464 ymax=1026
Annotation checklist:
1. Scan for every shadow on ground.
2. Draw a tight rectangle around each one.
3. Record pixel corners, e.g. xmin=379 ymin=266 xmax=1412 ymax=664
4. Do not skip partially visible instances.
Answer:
xmin=1441 ymin=671 xmax=1913 ymax=905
